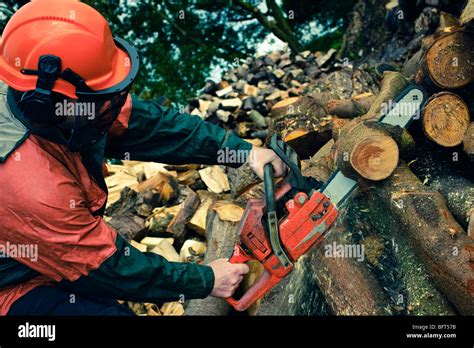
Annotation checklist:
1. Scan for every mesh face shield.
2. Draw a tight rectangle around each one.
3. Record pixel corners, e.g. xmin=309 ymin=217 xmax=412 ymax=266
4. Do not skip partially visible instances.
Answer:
xmin=18 ymin=37 xmax=139 ymax=152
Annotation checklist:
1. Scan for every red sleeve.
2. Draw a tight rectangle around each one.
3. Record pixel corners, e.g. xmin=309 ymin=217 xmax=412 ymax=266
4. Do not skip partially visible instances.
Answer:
xmin=0 ymin=135 xmax=118 ymax=282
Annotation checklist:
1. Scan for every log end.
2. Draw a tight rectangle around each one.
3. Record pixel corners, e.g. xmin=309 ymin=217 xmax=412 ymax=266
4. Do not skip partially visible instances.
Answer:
xmin=422 ymin=92 xmax=470 ymax=147
xmin=350 ymin=135 xmax=399 ymax=181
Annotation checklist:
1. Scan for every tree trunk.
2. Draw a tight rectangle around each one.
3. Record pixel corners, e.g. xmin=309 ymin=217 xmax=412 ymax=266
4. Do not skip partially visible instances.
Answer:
xmin=367 ymin=163 xmax=474 ymax=315
xmin=185 ymin=202 xmax=243 ymax=315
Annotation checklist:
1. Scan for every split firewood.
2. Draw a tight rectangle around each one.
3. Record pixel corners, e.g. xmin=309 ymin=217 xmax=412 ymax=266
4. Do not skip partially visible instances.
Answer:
xmin=422 ymin=92 xmax=470 ymax=147
xmin=227 ymin=162 xmax=261 ymax=198
xmin=185 ymin=202 xmax=244 ymax=315
xmin=179 ymin=239 xmax=207 ymax=263
xmin=164 ymin=164 xmax=201 ymax=172
xmin=143 ymin=237 xmax=180 ymax=262
xmin=334 ymin=121 xmax=400 ymax=181
xmin=198 ymin=165 xmax=230 ymax=193
xmin=187 ymin=190 xmax=217 ymax=236
xmin=130 ymin=240 xmax=147 ymax=253
xmin=145 ymin=205 xmax=181 ymax=235
xmin=137 ymin=172 xmax=178 ymax=204
xmin=161 ymin=302 xmax=185 ymax=316
xmin=177 ymin=170 xmax=200 ymax=186
xmin=423 ymin=30 xmax=474 ymax=89
xmin=327 ymin=93 xmax=375 ymax=118
xmin=368 ymin=163 xmax=474 ymax=314
xmin=144 ymin=303 xmax=162 ymax=316
xmin=463 ymin=122 xmax=474 ymax=159
xmin=105 ymin=171 xmax=139 ymax=205
xmin=166 ymin=190 xmax=200 ymax=240
xmin=105 ymin=187 xmax=147 ymax=242
xmin=461 ymin=0 xmax=474 ymax=25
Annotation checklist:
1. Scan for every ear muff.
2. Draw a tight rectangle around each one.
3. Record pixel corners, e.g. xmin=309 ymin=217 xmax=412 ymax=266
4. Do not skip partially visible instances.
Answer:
xmin=18 ymin=55 xmax=62 ymax=125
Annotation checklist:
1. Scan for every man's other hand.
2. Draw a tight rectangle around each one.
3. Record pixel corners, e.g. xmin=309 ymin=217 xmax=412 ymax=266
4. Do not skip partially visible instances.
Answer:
xmin=208 ymin=258 xmax=249 ymax=298
xmin=247 ymin=145 xmax=286 ymax=180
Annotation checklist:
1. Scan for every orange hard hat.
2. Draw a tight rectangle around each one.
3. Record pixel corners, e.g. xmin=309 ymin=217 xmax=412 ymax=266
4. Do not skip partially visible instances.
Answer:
xmin=0 ymin=0 xmax=135 ymax=99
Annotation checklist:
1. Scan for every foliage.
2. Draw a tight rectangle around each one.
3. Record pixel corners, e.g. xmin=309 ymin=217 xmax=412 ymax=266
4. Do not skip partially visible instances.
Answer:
xmin=0 ymin=0 xmax=356 ymax=103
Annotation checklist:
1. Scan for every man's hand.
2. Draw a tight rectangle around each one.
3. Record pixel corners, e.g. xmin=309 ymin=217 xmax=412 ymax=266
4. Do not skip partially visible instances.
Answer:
xmin=208 ymin=258 xmax=249 ymax=298
xmin=247 ymin=145 xmax=286 ymax=180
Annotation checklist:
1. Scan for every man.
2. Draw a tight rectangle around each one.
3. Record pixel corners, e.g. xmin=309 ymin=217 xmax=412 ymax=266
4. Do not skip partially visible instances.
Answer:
xmin=0 ymin=0 xmax=285 ymax=315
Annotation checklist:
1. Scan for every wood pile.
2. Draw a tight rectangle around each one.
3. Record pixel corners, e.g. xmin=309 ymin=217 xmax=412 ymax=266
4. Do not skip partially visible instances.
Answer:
xmin=105 ymin=0 xmax=474 ymax=316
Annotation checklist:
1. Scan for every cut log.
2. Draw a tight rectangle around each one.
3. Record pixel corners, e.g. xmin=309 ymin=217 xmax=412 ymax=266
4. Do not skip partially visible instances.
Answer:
xmin=269 ymin=95 xmax=334 ymax=159
xmin=185 ymin=202 xmax=244 ymax=315
xmin=270 ymin=97 xmax=300 ymax=119
xmin=327 ymin=93 xmax=375 ymax=118
xmin=362 ymin=71 xmax=407 ymax=121
xmin=166 ymin=190 xmax=200 ymax=240
xmin=334 ymin=121 xmax=399 ymax=181
xmin=463 ymin=122 xmax=474 ymax=159
xmin=422 ymin=92 xmax=470 ymax=147
xmin=199 ymin=166 xmax=230 ymax=194
xmin=367 ymin=163 xmax=474 ymax=315
xmin=425 ymin=30 xmax=474 ymax=89
xmin=187 ymin=190 xmax=216 ymax=236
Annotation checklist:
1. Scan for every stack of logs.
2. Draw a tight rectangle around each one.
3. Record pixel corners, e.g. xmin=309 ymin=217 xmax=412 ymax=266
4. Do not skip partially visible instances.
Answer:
xmin=105 ymin=0 xmax=474 ymax=316
xmin=185 ymin=1 xmax=474 ymax=316
xmin=184 ymin=47 xmax=340 ymax=149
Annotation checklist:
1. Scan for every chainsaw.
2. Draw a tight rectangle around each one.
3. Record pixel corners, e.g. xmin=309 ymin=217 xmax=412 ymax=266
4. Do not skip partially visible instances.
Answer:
xmin=226 ymin=85 xmax=427 ymax=311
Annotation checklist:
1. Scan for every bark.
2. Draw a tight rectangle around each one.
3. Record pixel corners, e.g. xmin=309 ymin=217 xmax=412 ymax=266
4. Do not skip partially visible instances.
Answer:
xmin=367 ymin=163 xmax=474 ymax=315
xmin=185 ymin=202 xmax=243 ymax=315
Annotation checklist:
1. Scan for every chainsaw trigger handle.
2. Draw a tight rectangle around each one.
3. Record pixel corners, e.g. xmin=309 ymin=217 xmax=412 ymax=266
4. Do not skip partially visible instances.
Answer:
xmin=228 ymin=244 xmax=253 ymax=264
xmin=226 ymin=269 xmax=283 ymax=311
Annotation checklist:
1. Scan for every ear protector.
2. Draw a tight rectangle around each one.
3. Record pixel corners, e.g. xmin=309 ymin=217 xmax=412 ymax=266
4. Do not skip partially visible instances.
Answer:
xmin=18 ymin=54 xmax=62 ymax=125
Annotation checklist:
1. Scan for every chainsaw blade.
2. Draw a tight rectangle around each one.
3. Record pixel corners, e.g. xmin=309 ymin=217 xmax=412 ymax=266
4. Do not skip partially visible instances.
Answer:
xmin=320 ymin=85 xmax=426 ymax=208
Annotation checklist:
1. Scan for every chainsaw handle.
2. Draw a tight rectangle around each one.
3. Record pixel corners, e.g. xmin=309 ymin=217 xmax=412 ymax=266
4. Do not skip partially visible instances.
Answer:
xmin=226 ymin=269 xmax=283 ymax=312
xmin=228 ymin=244 xmax=253 ymax=264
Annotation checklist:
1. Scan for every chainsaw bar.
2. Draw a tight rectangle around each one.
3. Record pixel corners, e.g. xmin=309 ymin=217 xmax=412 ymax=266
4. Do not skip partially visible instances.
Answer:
xmin=319 ymin=85 xmax=427 ymax=208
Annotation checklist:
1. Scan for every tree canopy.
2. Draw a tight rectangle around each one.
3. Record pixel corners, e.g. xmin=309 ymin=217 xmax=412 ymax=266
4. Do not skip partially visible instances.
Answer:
xmin=0 ymin=0 xmax=356 ymax=104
